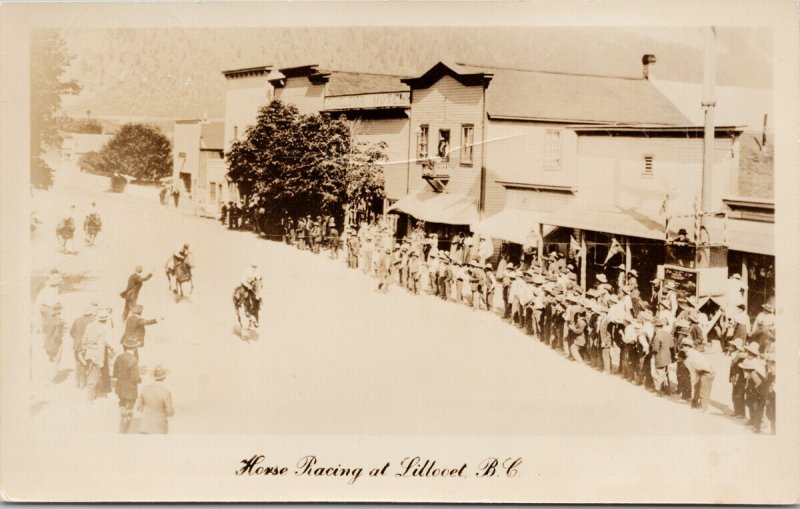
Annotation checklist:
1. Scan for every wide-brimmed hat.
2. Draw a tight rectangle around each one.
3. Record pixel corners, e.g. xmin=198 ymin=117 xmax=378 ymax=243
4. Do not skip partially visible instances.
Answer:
xmin=596 ymin=274 xmax=608 ymax=283
xmin=762 ymin=303 xmax=775 ymax=313
xmin=745 ymin=342 xmax=761 ymax=356
xmin=730 ymin=338 xmax=744 ymax=351
xmin=680 ymin=337 xmax=694 ymax=347
xmin=484 ymin=263 xmax=493 ymax=271
xmin=629 ymin=269 xmax=639 ymax=278
xmin=506 ymin=262 xmax=515 ymax=269
xmin=730 ymin=273 xmax=742 ymax=280
xmin=52 ymin=302 xmax=62 ymax=311
xmin=153 ymin=365 xmax=167 ymax=381
xmin=653 ymin=316 xmax=666 ymax=327
xmin=132 ymin=304 xmax=143 ymax=314
xmin=96 ymin=309 xmax=109 ymax=321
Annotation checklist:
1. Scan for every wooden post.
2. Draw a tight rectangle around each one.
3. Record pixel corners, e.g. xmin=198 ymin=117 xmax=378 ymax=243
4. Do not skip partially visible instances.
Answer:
xmin=579 ymin=229 xmax=587 ymax=291
xmin=742 ymin=259 xmax=749 ymax=315
xmin=625 ymin=237 xmax=632 ymax=276
xmin=538 ymin=223 xmax=544 ymax=264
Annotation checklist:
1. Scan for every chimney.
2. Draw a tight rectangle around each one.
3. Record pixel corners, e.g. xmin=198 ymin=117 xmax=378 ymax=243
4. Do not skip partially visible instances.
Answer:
xmin=642 ymin=54 xmax=656 ymax=80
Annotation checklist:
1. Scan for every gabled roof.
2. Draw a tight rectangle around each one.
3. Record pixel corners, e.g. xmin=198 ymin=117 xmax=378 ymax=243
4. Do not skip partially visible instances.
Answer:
xmin=403 ymin=61 xmax=690 ymax=125
xmin=200 ymin=121 xmax=225 ymax=151
xmin=270 ymin=64 xmax=408 ymax=96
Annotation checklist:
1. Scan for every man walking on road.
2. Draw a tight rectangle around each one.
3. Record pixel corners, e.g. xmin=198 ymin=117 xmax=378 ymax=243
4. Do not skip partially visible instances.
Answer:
xmin=137 ymin=365 xmax=175 ymax=434
xmin=120 ymin=304 xmax=163 ymax=361
xmin=69 ymin=305 xmax=96 ymax=388
xmin=120 ymin=265 xmax=153 ymax=321
xmin=114 ymin=337 xmax=142 ymax=433
xmin=81 ymin=309 xmax=112 ymax=401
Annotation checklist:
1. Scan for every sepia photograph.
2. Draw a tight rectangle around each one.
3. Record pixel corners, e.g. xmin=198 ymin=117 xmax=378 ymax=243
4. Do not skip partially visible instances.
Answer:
xmin=1 ymin=0 xmax=798 ymax=504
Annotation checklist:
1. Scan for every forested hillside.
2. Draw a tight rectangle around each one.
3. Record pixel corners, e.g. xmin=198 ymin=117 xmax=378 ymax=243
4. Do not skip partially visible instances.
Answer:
xmin=58 ymin=27 xmax=772 ymax=121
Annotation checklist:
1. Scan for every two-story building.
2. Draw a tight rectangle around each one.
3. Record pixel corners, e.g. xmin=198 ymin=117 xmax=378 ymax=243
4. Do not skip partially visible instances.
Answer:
xmin=267 ymin=65 xmax=411 ymax=216
xmin=172 ymin=119 xmax=225 ymax=216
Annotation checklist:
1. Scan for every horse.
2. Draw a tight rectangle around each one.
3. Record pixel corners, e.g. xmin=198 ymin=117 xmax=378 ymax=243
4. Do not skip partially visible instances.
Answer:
xmin=84 ymin=214 xmax=102 ymax=246
xmin=55 ymin=218 xmax=75 ymax=253
xmin=233 ymin=279 xmax=261 ymax=337
xmin=165 ymin=255 xmax=194 ymax=300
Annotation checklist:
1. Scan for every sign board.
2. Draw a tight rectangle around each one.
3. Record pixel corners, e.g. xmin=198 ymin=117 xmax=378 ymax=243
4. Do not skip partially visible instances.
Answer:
xmin=664 ymin=265 xmax=698 ymax=301
xmin=324 ymin=91 xmax=410 ymax=111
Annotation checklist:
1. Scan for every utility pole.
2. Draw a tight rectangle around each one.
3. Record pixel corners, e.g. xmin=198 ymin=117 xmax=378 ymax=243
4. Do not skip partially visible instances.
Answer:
xmin=701 ymin=27 xmax=717 ymax=220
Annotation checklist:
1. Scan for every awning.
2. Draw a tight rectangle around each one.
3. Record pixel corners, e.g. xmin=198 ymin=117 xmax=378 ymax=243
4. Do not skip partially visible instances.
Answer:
xmin=542 ymin=198 xmax=666 ymax=240
xmin=388 ymin=190 xmax=479 ymax=225
xmin=723 ymin=218 xmax=774 ymax=256
xmin=470 ymin=208 xmax=556 ymax=245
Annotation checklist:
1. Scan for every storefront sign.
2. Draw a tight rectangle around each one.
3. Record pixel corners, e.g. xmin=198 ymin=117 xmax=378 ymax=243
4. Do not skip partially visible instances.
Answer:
xmin=664 ymin=265 xmax=698 ymax=301
xmin=324 ymin=92 xmax=410 ymax=111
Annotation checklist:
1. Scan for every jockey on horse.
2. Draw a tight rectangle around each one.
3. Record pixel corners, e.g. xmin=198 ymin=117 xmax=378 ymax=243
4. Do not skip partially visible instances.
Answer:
xmin=234 ymin=263 xmax=262 ymax=330
xmin=165 ymin=243 xmax=193 ymax=295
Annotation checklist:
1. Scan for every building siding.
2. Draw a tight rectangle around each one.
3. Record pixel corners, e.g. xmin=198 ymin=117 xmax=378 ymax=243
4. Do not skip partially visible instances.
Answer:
xmin=407 ymin=75 xmax=485 ymax=201
xmin=352 ymin=117 xmax=410 ymax=201
xmin=224 ymin=75 xmax=272 ymax=152
xmin=576 ymin=135 xmax=739 ymax=215
xmin=173 ymin=122 xmax=202 ymax=193
xmin=483 ymin=119 xmax=578 ymax=217
xmin=273 ymin=77 xmax=325 ymax=115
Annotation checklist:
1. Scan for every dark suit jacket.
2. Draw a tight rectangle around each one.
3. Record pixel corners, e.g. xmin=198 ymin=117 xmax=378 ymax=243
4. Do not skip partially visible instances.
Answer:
xmin=120 ymin=273 xmax=152 ymax=301
xmin=113 ymin=351 xmax=141 ymax=401
xmin=121 ymin=315 xmax=158 ymax=347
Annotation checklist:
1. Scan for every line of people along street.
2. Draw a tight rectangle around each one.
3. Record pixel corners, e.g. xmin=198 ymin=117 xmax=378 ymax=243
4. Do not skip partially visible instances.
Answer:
xmin=259 ymin=214 xmax=776 ymax=435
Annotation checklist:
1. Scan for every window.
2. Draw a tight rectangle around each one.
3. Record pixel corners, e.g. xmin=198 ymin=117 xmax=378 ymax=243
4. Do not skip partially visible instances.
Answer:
xmin=233 ymin=126 xmax=239 ymax=140
xmin=460 ymin=124 xmax=474 ymax=165
xmin=178 ymin=152 xmax=187 ymax=158
xmin=417 ymin=125 xmax=429 ymax=160
xmin=643 ymin=154 xmax=654 ymax=176
xmin=209 ymin=182 xmax=216 ymax=201
xmin=544 ymin=129 xmax=562 ymax=170
xmin=438 ymin=129 xmax=451 ymax=162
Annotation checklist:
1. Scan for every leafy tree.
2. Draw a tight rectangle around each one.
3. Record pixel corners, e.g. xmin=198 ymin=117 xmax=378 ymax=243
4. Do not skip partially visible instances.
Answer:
xmin=79 ymin=123 xmax=172 ymax=181
xmin=57 ymin=115 xmax=104 ymax=134
xmin=226 ymin=100 xmax=388 ymax=223
xmin=30 ymin=29 xmax=80 ymax=189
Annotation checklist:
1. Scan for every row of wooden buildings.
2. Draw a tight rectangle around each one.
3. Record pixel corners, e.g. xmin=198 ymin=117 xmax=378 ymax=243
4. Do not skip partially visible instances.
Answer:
xmin=171 ymin=55 xmax=774 ymax=313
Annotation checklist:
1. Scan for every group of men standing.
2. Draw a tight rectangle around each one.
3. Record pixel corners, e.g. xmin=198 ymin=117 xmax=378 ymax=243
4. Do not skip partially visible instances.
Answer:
xmin=33 ymin=261 xmax=175 ymax=434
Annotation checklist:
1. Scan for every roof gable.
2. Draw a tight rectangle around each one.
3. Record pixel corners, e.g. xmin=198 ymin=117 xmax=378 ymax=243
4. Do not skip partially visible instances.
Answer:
xmin=401 ymin=62 xmax=493 ymax=89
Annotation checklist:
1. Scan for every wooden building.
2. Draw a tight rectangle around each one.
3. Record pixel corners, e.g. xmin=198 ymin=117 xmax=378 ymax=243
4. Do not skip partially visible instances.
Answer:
xmin=268 ymin=65 xmax=412 ymax=206
xmin=172 ymin=119 xmax=226 ymax=216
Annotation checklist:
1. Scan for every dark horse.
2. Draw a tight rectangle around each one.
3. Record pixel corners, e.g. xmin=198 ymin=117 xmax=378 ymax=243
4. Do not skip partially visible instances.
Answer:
xmin=165 ymin=256 xmax=193 ymax=300
xmin=233 ymin=279 xmax=261 ymax=336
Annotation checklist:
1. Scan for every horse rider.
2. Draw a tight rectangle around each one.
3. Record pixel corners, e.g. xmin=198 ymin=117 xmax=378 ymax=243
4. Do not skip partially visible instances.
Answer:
xmin=241 ymin=263 xmax=263 ymax=300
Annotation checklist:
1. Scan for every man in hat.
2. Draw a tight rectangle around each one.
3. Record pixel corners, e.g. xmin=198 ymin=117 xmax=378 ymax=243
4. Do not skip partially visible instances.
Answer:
xmin=35 ymin=270 xmax=62 ymax=332
xmin=484 ymin=263 xmax=496 ymax=313
xmin=682 ymin=338 xmax=715 ymax=412
xmin=436 ymin=253 xmax=450 ymax=300
xmin=120 ymin=265 xmax=153 ymax=321
xmin=56 ymin=205 xmax=77 ymax=254
xmin=728 ymin=338 xmax=748 ymax=418
xmin=501 ymin=263 xmax=515 ymax=319
xmin=346 ymin=232 xmax=360 ymax=269
xmin=137 ymin=365 xmax=174 ymax=434
xmin=741 ymin=357 xmax=768 ymax=433
xmin=408 ymin=251 xmax=422 ymax=295
xmin=764 ymin=353 xmax=776 ymax=434
xmin=69 ymin=304 xmax=96 ymax=388
xmin=41 ymin=301 xmax=65 ymax=384
xmin=566 ymin=306 xmax=588 ymax=362
xmin=114 ymin=336 xmax=142 ymax=433
xmin=120 ymin=304 xmax=163 ymax=361
xmin=377 ymin=248 xmax=392 ymax=294
xmin=651 ymin=316 xmax=674 ymax=395
xmin=81 ymin=309 xmax=112 ymax=401
xmin=752 ymin=302 xmax=775 ymax=350
xmin=477 ymin=237 xmax=493 ymax=266
xmin=674 ymin=322 xmax=693 ymax=401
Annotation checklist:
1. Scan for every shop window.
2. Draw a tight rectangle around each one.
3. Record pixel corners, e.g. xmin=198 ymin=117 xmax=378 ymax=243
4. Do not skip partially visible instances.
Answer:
xmin=643 ymin=154 xmax=654 ymax=176
xmin=233 ymin=126 xmax=239 ymax=140
xmin=544 ymin=129 xmax=562 ymax=170
xmin=438 ymin=129 xmax=450 ymax=162
xmin=460 ymin=124 xmax=474 ymax=165
xmin=417 ymin=125 xmax=429 ymax=160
